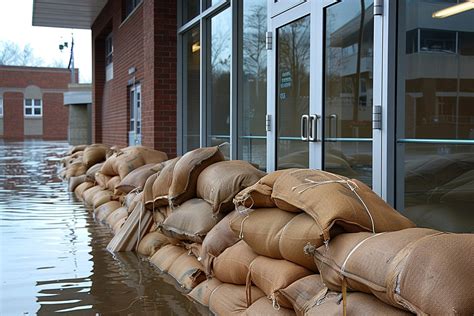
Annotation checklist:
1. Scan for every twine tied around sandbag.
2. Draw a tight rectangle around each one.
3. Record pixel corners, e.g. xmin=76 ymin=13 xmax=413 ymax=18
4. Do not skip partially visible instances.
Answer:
xmin=234 ymin=193 xmax=255 ymax=215
xmin=238 ymin=214 xmax=250 ymax=239
xmin=292 ymin=177 xmax=376 ymax=234
xmin=269 ymin=293 xmax=281 ymax=311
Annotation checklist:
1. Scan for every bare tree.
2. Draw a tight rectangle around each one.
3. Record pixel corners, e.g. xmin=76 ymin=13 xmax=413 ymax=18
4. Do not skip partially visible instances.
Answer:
xmin=0 ymin=41 xmax=43 ymax=66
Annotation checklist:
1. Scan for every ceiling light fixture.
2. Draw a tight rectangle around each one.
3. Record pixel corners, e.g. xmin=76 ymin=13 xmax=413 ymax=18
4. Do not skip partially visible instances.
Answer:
xmin=432 ymin=0 xmax=474 ymax=19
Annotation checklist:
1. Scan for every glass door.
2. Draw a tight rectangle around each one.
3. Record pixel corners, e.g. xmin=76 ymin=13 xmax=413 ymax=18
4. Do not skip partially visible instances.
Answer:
xmin=321 ymin=0 xmax=375 ymax=186
xmin=267 ymin=2 xmax=315 ymax=170
xmin=129 ymin=84 xmax=142 ymax=146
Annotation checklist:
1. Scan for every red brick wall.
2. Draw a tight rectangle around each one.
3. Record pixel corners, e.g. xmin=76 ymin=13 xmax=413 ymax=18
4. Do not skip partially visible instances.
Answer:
xmin=92 ymin=0 xmax=177 ymax=157
xmin=0 ymin=66 xmax=74 ymax=140
xmin=3 ymin=92 xmax=24 ymax=139
xmin=43 ymin=93 xmax=69 ymax=139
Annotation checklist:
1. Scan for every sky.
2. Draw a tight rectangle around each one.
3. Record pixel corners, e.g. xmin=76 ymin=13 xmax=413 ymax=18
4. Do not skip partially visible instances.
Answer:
xmin=0 ymin=0 xmax=92 ymax=83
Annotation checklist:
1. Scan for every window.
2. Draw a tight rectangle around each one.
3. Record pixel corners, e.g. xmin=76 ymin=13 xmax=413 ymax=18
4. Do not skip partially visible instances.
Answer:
xmin=105 ymin=33 xmax=113 ymax=66
xmin=420 ymin=29 xmax=456 ymax=54
xmin=124 ymin=0 xmax=142 ymax=19
xmin=24 ymin=99 xmax=42 ymax=117
xmin=0 ymin=97 xmax=3 ymax=117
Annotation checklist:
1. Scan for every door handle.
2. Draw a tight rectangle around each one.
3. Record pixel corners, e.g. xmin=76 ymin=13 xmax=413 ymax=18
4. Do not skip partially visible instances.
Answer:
xmin=309 ymin=114 xmax=320 ymax=142
xmin=301 ymin=115 xmax=309 ymax=141
xmin=328 ymin=114 xmax=338 ymax=138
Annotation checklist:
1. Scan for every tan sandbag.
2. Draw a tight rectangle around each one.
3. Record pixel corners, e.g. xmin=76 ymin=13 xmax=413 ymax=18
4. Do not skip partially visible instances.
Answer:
xmin=137 ymin=231 xmax=169 ymax=257
xmin=68 ymin=144 xmax=87 ymax=155
xmin=65 ymin=161 xmax=87 ymax=179
xmin=74 ymin=181 xmax=94 ymax=201
xmin=95 ymin=172 xmax=111 ymax=189
xmin=272 ymin=169 xmax=415 ymax=241
xmin=188 ymin=278 xmax=222 ymax=307
xmin=248 ymin=256 xmax=312 ymax=309
xmin=105 ymin=206 xmax=128 ymax=228
xmin=169 ymin=147 xmax=225 ymax=206
xmin=310 ymin=228 xmax=474 ymax=315
xmin=113 ymin=217 xmax=126 ymax=235
xmin=85 ymin=162 xmax=104 ymax=181
xmin=128 ymin=191 xmax=144 ymax=213
xmin=152 ymin=157 xmax=181 ymax=207
xmin=149 ymin=244 xmax=187 ymax=273
xmin=246 ymin=297 xmax=296 ymax=316
xmin=114 ymin=146 xmax=168 ymax=179
xmin=68 ymin=175 xmax=87 ymax=192
xmin=115 ymin=163 xmax=157 ymax=194
xmin=279 ymin=274 xmax=326 ymax=316
xmin=83 ymin=145 xmax=108 ymax=168
xmin=200 ymin=210 xmax=240 ymax=275
xmin=160 ymin=199 xmax=221 ymax=243
xmin=197 ymin=160 xmax=266 ymax=214
xmin=168 ymin=252 xmax=206 ymax=291
xmin=100 ymin=152 xmax=117 ymax=176
xmin=230 ymin=208 xmax=296 ymax=259
xmin=143 ymin=172 xmax=159 ymax=210
xmin=185 ymin=243 xmax=202 ymax=260
xmin=213 ymin=240 xmax=258 ymax=285
xmin=82 ymin=185 xmax=102 ymax=207
xmin=94 ymin=201 xmax=121 ymax=223
xmin=107 ymin=175 xmax=121 ymax=192
xmin=209 ymin=284 xmax=265 ymax=315
xmin=92 ymin=190 xmax=114 ymax=209
xmin=305 ymin=292 xmax=412 ymax=316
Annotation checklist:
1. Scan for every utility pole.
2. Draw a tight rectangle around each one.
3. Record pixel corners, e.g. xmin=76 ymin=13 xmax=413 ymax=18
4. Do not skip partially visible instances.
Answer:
xmin=59 ymin=33 xmax=76 ymax=84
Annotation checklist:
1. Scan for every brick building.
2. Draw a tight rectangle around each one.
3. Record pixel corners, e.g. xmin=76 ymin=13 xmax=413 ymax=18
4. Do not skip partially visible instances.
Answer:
xmin=0 ymin=65 xmax=78 ymax=140
xmin=32 ymin=0 xmax=474 ymax=233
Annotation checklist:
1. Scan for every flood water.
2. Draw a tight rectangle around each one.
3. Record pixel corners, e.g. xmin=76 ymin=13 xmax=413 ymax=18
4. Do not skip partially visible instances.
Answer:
xmin=0 ymin=140 xmax=208 ymax=315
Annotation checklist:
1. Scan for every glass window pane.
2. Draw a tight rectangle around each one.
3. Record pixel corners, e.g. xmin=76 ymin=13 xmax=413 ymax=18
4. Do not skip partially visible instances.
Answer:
xmin=183 ymin=0 xmax=200 ymax=24
xmin=207 ymin=8 xmax=231 ymax=157
xmin=396 ymin=0 xmax=474 ymax=233
xmin=238 ymin=0 xmax=267 ymax=170
xmin=323 ymin=0 xmax=373 ymax=186
xmin=34 ymin=108 xmax=41 ymax=115
xmin=25 ymin=99 xmax=32 ymax=106
xmin=183 ymin=26 xmax=201 ymax=152
xmin=25 ymin=108 xmax=32 ymax=115
xmin=34 ymin=99 xmax=41 ymax=106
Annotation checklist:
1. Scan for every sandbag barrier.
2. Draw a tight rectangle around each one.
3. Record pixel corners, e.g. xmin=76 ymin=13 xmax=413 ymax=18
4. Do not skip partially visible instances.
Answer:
xmin=60 ymin=145 xmax=474 ymax=315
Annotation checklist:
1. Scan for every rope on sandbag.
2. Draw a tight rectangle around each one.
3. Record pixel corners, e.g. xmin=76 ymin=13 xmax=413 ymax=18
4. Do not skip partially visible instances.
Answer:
xmin=269 ymin=293 xmax=281 ymax=310
xmin=238 ymin=213 xmax=250 ymax=240
xmin=291 ymin=176 xmax=376 ymax=234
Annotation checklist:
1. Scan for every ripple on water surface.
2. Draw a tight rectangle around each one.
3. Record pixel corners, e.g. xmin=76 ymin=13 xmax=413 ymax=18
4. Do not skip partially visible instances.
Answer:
xmin=0 ymin=140 xmax=207 ymax=315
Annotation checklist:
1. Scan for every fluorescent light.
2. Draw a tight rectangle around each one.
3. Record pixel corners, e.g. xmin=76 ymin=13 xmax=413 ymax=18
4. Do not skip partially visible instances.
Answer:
xmin=432 ymin=0 xmax=474 ymax=19
xmin=192 ymin=42 xmax=200 ymax=53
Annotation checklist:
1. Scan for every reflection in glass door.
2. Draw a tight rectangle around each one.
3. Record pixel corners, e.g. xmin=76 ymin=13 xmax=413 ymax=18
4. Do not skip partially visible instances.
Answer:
xmin=323 ymin=0 xmax=374 ymax=185
xmin=276 ymin=15 xmax=311 ymax=169
xmin=129 ymin=84 xmax=142 ymax=146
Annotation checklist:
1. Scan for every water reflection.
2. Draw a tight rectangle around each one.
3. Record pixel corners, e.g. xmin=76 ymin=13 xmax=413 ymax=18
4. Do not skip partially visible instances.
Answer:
xmin=0 ymin=140 xmax=207 ymax=315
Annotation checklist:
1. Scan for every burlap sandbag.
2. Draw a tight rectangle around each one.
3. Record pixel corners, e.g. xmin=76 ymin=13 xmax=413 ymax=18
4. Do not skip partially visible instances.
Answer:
xmin=246 ymin=297 xmax=296 ymax=316
xmin=85 ymin=162 xmax=104 ymax=181
xmin=272 ymin=169 xmax=415 ymax=241
xmin=209 ymin=284 xmax=265 ymax=315
xmin=127 ymin=191 xmax=144 ymax=213
xmin=279 ymin=274 xmax=326 ymax=316
xmin=115 ymin=146 xmax=168 ymax=179
xmin=200 ymin=210 xmax=240 ymax=275
xmin=149 ymin=244 xmax=187 ymax=273
xmin=68 ymin=175 xmax=87 ymax=192
xmin=95 ymin=172 xmax=111 ymax=189
xmin=115 ymin=163 xmax=157 ymax=194
xmin=82 ymin=185 xmax=103 ymax=207
xmin=169 ymin=146 xmax=225 ymax=206
xmin=168 ymin=252 xmax=206 ymax=291
xmin=137 ymin=231 xmax=170 ymax=257
xmin=74 ymin=182 xmax=94 ymax=201
xmin=94 ymin=201 xmax=121 ymax=223
xmin=213 ymin=240 xmax=258 ymax=285
xmin=113 ymin=217 xmax=126 ymax=235
xmin=160 ymin=199 xmax=221 ymax=243
xmin=229 ymin=208 xmax=296 ymax=259
xmin=188 ymin=278 xmax=222 ymax=307
xmin=68 ymin=144 xmax=87 ymax=155
xmin=107 ymin=175 xmax=121 ymax=192
xmin=105 ymin=206 xmax=128 ymax=228
xmin=92 ymin=189 xmax=114 ymax=209
xmin=83 ymin=144 xmax=108 ymax=168
xmin=152 ymin=157 xmax=181 ymax=207
xmin=311 ymin=228 xmax=474 ymax=315
xmin=143 ymin=172 xmax=159 ymax=210
xmin=65 ymin=161 xmax=87 ymax=179
xmin=100 ymin=152 xmax=117 ymax=176
xmin=197 ymin=160 xmax=266 ymax=214
xmin=304 ymin=292 xmax=412 ymax=316
xmin=248 ymin=256 xmax=312 ymax=309
xmin=185 ymin=243 xmax=202 ymax=260
xmin=233 ymin=169 xmax=299 ymax=211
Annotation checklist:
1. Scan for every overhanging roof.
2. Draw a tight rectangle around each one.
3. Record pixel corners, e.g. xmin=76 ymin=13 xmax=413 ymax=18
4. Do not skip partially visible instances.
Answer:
xmin=32 ymin=0 xmax=107 ymax=29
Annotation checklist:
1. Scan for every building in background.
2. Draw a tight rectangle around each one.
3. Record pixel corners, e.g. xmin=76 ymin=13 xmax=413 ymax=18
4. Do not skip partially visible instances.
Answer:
xmin=0 ymin=65 xmax=78 ymax=140
xmin=32 ymin=0 xmax=474 ymax=233
xmin=64 ymin=83 xmax=92 ymax=145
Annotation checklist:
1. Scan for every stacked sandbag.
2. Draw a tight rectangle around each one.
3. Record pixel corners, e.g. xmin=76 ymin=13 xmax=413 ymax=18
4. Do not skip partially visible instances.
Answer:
xmin=82 ymin=144 xmax=110 ymax=168
xmin=308 ymin=228 xmax=474 ymax=315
